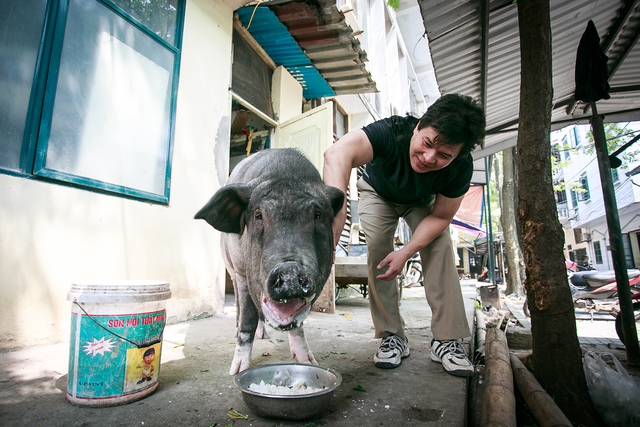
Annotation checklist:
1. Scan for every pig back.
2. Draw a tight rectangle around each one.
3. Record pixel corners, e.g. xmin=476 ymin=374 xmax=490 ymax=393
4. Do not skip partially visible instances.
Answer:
xmin=227 ymin=148 xmax=322 ymax=186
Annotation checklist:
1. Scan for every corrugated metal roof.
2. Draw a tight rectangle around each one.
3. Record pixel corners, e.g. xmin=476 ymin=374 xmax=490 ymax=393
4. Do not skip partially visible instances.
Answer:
xmin=236 ymin=7 xmax=335 ymax=99
xmin=237 ymin=0 xmax=377 ymax=98
xmin=418 ymin=0 xmax=640 ymax=158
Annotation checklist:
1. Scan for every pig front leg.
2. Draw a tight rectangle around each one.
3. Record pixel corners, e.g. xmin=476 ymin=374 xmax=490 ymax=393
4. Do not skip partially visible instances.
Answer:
xmin=288 ymin=327 xmax=318 ymax=365
xmin=230 ymin=277 xmax=259 ymax=375
xmin=255 ymin=319 xmax=269 ymax=339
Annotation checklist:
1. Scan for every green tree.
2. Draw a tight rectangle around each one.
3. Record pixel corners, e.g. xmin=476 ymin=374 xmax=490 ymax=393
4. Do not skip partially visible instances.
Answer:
xmin=550 ymin=131 xmax=585 ymax=196
xmin=387 ymin=0 xmax=400 ymax=10
xmin=584 ymin=122 xmax=639 ymax=166
xmin=516 ymin=0 xmax=604 ymax=424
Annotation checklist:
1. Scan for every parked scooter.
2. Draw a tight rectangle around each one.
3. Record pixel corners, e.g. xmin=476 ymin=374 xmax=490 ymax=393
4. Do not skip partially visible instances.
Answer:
xmin=615 ymin=293 xmax=640 ymax=345
xmin=570 ymin=269 xmax=640 ymax=321
xmin=566 ymin=258 xmax=596 ymax=273
xmin=401 ymin=253 xmax=423 ymax=288
xmin=393 ymin=220 xmax=423 ymax=289
xmin=477 ymin=267 xmax=503 ymax=284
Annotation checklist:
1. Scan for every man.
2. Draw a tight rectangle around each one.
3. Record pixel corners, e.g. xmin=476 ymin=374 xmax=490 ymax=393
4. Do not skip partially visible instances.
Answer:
xmin=323 ymin=94 xmax=485 ymax=377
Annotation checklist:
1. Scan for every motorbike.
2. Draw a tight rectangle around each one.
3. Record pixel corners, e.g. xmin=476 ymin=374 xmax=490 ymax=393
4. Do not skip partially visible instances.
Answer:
xmin=570 ymin=270 xmax=640 ymax=343
xmin=477 ymin=267 xmax=503 ymax=284
xmin=615 ymin=293 xmax=640 ymax=345
xmin=566 ymin=258 xmax=596 ymax=274
xmin=393 ymin=220 xmax=424 ymax=290
xmin=399 ymin=253 xmax=423 ymax=288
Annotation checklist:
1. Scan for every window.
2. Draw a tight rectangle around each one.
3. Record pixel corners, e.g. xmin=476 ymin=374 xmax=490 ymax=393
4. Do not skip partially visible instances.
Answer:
xmin=555 ymin=186 xmax=567 ymax=204
xmin=612 ymin=168 xmax=620 ymax=183
xmin=572 ymin=126 xmax=580 ymax=147
xmin=570 ymin=188 xmax=578 ymax=208
xmin=561 ymin=135 xmax=570 ymax=160
xmin=0 ymin=0 xmax=184 ymax=203
xmin=551 ymin=144 xmax=560 ymax=163
xmin=578 ymin=174 xmax=590 ymax=201
xmin=456 ymin=248 xmax=464 ymax=267
xmin=594 ymin=241 xmax=603 ymax=264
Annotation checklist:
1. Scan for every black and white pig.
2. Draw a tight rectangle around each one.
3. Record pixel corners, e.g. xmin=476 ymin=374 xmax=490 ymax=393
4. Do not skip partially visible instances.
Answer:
xmin=195 ymin=148 xmax=344 ymax=375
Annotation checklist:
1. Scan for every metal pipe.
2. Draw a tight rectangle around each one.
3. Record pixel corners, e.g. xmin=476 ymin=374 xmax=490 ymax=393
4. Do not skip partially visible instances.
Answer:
xmin=485 ymin=155 xmax=495 ymax=284
xmin=590 ymin=103 xmax=640 ymax=364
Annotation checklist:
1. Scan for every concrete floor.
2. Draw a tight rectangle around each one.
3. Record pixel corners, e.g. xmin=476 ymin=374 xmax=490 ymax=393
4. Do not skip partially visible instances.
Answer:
xmin=3 ymin=281 xmax=640 ymax=427
xmin=0 ymin=282 xmax=479 ymax=427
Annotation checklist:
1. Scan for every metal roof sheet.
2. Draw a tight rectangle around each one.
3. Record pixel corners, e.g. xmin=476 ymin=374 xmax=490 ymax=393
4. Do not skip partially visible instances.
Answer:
xmin=236 ymin=7 xmax=335 ymax=99
xmin=418 ymin=0 xmax=640 ymax=158
xmin=237 ymin=0 xmax=377 ymax=98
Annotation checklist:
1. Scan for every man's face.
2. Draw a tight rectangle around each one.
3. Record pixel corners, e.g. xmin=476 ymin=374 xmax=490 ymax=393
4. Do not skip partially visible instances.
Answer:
xmin=409 ymin=125 xmax=463 ymax=173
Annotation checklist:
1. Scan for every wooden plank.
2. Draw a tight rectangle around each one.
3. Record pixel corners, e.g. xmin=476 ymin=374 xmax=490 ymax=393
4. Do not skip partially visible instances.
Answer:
xmin=504 ymin=299 xmax=532 ymax=330
xmin=233 ymin=13 xmax=277 ymax=70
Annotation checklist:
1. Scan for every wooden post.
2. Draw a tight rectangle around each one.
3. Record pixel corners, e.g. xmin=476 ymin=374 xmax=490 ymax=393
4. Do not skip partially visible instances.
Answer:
xmin=510 ymin=354 xmax=572 ymax=427
xmin=481 ymin=327 xmax=516 ymax=427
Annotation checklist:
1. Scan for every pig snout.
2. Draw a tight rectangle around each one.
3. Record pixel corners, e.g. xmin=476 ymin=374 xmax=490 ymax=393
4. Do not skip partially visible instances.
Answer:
xmin=268 ymin=261 xmax=313 ymax=298
xmin=261 ymin=262 xmax=316 ymax=330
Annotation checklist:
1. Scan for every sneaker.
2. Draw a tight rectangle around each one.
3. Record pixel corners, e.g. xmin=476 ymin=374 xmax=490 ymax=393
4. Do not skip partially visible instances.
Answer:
xmin=374 ymin=335 xmax=410 ymax=369
xmin=430 ymin=339 xmax=474 ymax=377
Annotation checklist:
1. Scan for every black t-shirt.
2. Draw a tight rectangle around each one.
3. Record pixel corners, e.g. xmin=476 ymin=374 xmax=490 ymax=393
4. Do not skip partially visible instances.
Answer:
xmin=362 ymin=115 xmax=473 ymax=205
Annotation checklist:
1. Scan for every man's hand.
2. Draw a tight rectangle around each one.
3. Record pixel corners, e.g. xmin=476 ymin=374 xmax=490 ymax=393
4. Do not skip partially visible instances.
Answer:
xmin=376 ymin=250 xmax=412 ymax=281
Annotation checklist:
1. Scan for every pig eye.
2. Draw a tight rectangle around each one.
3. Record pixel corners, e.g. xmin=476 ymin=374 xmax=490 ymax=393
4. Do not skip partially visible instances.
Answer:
xmin=254 ymin=210 xmax=262 ymax=220
xmin=314 ymin=210 xmax=322 ymax=220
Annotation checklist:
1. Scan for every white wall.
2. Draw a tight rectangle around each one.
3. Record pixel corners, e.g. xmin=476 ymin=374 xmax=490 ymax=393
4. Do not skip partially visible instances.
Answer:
xmin=272 ymin=66 xmax=303 ymax=122
xmin=0 ymin=0 xmax=234 ymax=350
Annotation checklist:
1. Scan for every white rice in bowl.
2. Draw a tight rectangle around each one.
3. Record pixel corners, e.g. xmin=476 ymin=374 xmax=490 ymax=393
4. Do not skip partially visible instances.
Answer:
xmin=248 ymin=380 xmax=325 ymax=395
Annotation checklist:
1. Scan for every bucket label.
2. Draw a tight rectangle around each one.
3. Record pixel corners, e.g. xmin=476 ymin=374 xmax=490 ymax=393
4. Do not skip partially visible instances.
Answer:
xmin=68 ymin=308 xmax=165 ymax=401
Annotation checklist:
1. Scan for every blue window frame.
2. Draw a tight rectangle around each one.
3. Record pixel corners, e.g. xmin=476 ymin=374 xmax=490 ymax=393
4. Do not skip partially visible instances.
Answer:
xmin=594 ymin=241 xmax=603 ymax=264
xmin=578 ymin=174 xmax=590 ymax=201
xmin=570 ymin=188 xmax=578 ymax=208
xmin=0 ymin=0 xmax=185 ymax=203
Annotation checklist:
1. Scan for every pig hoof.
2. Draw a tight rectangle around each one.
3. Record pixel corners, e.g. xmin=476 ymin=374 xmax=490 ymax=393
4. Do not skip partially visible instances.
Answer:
xmin=230 ymin=343 xmax=252 ymax=375
xmin=255 ymin=320 xmax=269 ymax=339
xmin=229 ymin=358 xmax=250 ymax=375
xmin=229 ymin=362 xmax=241 ymax=375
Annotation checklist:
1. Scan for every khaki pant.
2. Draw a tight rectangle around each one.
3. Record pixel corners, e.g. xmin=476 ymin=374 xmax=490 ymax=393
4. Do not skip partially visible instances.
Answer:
xmin=356 ymin=178 xmax=470 ymax=341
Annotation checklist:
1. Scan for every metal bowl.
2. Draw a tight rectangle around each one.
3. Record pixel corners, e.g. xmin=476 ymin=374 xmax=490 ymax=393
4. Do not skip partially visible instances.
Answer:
xmin=233 ymin=363 xmax=342 ymax=420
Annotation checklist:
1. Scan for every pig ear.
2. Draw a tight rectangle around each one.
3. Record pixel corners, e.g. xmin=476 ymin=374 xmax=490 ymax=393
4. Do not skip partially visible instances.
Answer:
xmin=326 ymin=185 xmax=345 ymax=217
xmin=195 ymin=184 xmax=252 ymax=234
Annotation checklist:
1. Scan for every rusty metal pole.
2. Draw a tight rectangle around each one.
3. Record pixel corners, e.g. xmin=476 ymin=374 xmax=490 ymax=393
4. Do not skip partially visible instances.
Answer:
xmin=590 ymin=104 xmax=640 ymax=364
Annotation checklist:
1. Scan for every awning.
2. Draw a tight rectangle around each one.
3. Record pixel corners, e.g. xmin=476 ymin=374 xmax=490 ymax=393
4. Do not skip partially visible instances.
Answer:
xmin=236 ymin=0 xmax=377 ymax=100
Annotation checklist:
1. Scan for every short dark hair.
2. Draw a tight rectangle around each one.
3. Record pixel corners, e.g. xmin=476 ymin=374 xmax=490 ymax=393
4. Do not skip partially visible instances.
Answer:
xmin=418 ymin=94 xmax=486 ymax=156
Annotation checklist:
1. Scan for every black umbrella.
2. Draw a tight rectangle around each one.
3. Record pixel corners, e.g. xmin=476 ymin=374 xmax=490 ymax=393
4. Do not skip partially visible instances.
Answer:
xmin=575 ymin=20 xmax=610 ymax=103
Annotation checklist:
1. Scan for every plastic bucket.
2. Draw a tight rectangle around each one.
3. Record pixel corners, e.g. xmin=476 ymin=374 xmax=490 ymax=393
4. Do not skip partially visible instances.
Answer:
xmin=66 ymin=280 xmax=171 ymax=407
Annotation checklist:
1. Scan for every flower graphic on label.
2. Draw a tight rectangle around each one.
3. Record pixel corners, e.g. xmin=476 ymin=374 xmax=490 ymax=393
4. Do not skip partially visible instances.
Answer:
xmin=83 ymin=337 xmax=116 ymax=357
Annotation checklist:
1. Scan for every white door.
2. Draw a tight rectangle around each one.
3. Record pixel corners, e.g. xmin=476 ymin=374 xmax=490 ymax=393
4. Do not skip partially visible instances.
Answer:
xmin=273 ymin=101 xmax=333 ymax=173
xmin=274 ymin=101 xmax=336 ymax=312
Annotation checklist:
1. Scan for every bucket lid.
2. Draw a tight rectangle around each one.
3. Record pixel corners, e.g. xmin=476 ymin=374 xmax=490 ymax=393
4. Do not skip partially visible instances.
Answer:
xmin=67 ymin=280 xmax=171 ymax=303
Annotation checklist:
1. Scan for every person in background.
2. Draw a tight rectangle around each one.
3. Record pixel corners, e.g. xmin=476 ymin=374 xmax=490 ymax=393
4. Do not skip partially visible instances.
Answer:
xmin=323 ymin=94 xmax=485 ymax=377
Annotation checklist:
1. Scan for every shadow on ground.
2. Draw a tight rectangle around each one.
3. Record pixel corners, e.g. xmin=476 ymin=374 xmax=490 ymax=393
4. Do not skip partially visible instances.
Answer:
xmin=0 ymin=284 xmax=477 ymax=426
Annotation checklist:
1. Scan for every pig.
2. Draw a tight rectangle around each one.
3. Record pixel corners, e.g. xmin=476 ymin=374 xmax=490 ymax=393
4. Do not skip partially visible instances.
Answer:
xmin=195 ymin=148 xmax=344 ymax=375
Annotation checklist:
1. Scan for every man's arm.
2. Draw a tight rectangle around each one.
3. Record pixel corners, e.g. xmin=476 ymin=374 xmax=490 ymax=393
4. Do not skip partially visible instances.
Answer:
xmin=323 ymin=129 xmax=374 ymax=248
xmin=376 ymin=193 xmax=464 ymax=280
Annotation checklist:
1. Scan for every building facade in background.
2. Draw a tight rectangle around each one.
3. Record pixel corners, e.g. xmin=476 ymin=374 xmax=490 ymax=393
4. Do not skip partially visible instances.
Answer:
xmin=553 ymin=123 xmax=640 ymax=271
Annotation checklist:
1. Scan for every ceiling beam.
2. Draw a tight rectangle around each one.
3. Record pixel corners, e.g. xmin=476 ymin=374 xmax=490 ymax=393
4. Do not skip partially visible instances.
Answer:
xmin=601 ymin=0 xmax=639 ymax=52
xmin=607 ymin=23 xmax=640 ymax=78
